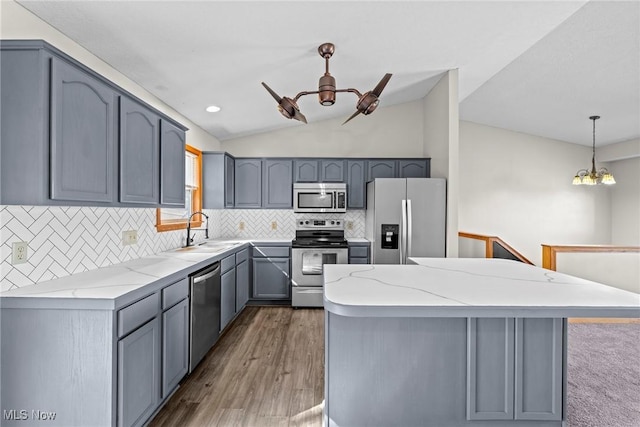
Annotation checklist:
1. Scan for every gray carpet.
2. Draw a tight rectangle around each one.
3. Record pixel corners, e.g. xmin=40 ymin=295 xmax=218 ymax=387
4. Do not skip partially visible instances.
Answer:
xmin=567 ymin=322 xmax=640 ymax=427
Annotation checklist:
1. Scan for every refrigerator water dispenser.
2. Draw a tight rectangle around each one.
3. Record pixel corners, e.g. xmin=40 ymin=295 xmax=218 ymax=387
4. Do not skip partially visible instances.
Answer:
xmin=381 ymin=224 xmax=399 ymax=249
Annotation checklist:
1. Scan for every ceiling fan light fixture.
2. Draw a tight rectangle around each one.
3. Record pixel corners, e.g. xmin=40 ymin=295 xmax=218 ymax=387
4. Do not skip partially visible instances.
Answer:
xmin=261 ymin=42 xmax=392 ymax=124
xmin=318 ymin=74 xmax=336 ymax=106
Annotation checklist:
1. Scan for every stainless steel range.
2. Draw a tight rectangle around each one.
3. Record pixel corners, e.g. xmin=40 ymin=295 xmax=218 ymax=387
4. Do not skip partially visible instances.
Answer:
xmin=291 ymin=219 xmax=348 ymax=307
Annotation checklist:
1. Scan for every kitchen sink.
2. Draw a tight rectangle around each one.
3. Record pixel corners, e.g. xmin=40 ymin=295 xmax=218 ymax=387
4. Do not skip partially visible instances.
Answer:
xmin=176 ymin=241 xmax=240 ymax=252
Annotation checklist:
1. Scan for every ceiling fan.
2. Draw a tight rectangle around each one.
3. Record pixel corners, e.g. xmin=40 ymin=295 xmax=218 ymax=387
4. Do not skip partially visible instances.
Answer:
xmin=261 ymin=42 xmax=392 ymax=125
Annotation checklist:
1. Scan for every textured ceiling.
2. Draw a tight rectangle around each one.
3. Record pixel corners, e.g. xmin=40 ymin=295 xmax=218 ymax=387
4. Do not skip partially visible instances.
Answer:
xmin=14 ymin=1 xmax=640 ymax=146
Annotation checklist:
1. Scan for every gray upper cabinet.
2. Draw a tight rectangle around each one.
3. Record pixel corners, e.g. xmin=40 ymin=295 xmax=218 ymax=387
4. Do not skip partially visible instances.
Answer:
xmin=203 ymin=152 xmax=234 ymax=209
xmin=320 ymin=160 xmax=345 ymax=182
xmin=367 ymin=160 xmax=396 ymax=181
xmin=225 ymin=154 xmax=235 ymax=207
xmin=399 ymin=159 xmax=430 ymax=178
xmin=347 ymin=160 xmax=366 ymax=209
xmin=0 ymin=40 xmax=187 ymax=207
xmin=294 ymin=159 xmax=319 ymax=182
xmin=235 ymin=159 xmax=262 ymax=208
xmin=160 ymin=120 xmax=186 ymax=207
xmin=120 ymin=97 xmax=160 ymax=204
xmin=263 ymin=159 xmax=293 ymax=208
xmin=50 ymin=57 xmax=118 ymax=203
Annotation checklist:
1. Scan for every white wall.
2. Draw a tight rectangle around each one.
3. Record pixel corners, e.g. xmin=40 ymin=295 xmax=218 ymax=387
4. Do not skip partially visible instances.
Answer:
xmin=610 ymin=156 xmax=640 ymax=245
xmin=423 ymin=70 xmax=460 ymax=257
xmin=221 ymin=100 xmax=424 ymax=157
xmin=0 ymin=0 xmax=221 ymax=151
xmin=459 ymin=121 xmax=612 ymax=266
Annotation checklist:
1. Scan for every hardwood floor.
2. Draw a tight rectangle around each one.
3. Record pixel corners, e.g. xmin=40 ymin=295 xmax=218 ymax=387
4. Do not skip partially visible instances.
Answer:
xmin=150 ymin=306 xmax=324 ymax=427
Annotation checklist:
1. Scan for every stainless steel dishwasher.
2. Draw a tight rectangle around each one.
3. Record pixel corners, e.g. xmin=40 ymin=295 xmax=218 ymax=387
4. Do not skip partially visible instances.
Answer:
xmin=189 ymin=261 xmax=221 ymax=373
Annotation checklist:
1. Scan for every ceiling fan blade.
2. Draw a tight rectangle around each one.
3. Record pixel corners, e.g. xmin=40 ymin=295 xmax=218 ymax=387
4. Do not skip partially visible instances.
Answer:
xmin=261 ymin=82 xmax=282 ymax=103
xmin=293 ymin=108 xmax=308 ymax=124
xmin=342 ymin=109 xmax=362 ymax=125
xmin=371 ymin=73 xmax=392 ymax=97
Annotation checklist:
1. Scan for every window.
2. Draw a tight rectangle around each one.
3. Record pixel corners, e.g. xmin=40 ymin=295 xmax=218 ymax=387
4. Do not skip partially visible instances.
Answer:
xmin=156 ymin=145 xmax=203 ymax=232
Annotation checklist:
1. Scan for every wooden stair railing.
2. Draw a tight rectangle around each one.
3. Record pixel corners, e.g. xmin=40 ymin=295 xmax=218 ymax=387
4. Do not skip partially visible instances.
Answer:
xmin=541 ymin=244 xmax=640 ymax=324
xmin=459 ymin=232 xmax=534 ymax=265
xmin=542 ymin=244 xmax=640 ymax=271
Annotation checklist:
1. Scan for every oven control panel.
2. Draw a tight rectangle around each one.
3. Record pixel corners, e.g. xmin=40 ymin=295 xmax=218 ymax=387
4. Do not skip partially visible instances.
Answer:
xmin=297 ymin=219 xmax=343 ymax=229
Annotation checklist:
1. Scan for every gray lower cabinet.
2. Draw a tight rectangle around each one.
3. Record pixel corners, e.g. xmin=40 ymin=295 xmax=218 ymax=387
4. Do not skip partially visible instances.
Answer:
xmin=235 ymin=159 xmax=262 ymax=208
xmin=236 ymin=259 xmax=250 ymax=312
xmin=118 ymin=317 xmax=161 ymax=427
xmin=252 ymin=258 xmax=291 ymax=299
xmin=50 ymin=56 xmax=118 ymax=203
xmin=348 ymin=241 xmax=370 ymax=264
xmin=161 ymin=298 xmax=189 ymax=399
xmin=346 ymin=160 xmax=367 ymax=209
xmin=251 ymin=245 xmax=291 ymax=300
xmin=263 ymin=159 xmax=293 ymax=208
xmin=120 ymin=96 xmax=160 ymax=204
xmin=160 ymin=120 xmax=186 ymax=207
xmin=221 ymin=268 xmax=237 ymax=331
xmin=236 ymin=248 xmax=250 ymax=312
xmin=467 ymin=318 xmax=564 ymax=422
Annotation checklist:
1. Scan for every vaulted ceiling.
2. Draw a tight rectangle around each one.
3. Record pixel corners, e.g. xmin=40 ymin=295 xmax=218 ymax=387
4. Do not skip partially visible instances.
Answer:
xmin=15 ymin=1 xmax=640 ymax=146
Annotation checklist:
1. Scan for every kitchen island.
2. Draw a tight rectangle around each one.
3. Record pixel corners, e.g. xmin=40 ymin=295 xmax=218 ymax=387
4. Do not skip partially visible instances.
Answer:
xmin=322 ymin=258 xmax=640 ymax=427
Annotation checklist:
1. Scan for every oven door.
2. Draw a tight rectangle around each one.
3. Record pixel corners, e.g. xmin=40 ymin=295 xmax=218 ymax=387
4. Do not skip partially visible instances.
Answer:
xmin=292 ymin=248 xmax=348 ymax=287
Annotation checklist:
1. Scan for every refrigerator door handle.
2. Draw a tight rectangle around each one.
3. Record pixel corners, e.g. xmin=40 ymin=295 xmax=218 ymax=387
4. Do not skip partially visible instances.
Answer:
xmin=407 ymin=199 xmax=413 ymax=259
xmin=401 ymin=199 xmax=407 ymax=264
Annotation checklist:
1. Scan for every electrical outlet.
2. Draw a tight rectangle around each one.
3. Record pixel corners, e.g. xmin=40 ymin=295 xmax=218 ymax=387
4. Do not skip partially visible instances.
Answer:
xmin=12 ymin=241 xmax=28 ymax=265
xmin=239 ymin=221 xmax=245 ymax=231
xmin=122 ymin=230 xmax=138 ymax=246
xmin=346 ymin=221 xmax=354 ymax=230
xmin=271 ymin=221 xmax=277 ymax=230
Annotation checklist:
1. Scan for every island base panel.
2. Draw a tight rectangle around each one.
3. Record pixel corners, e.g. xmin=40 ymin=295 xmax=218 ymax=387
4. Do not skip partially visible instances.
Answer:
xmin=324 ymin=312 xmax=564 ymax=427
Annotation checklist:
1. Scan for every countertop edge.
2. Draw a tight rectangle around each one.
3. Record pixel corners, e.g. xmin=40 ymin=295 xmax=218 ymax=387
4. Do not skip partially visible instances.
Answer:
xmin=323 ymin=298 xmax=640 ymax=318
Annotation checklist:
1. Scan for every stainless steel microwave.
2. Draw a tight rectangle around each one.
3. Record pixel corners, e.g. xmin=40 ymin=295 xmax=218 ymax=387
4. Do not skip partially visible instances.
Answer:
xmin=293 ymin=183 xmax=347 ymax=213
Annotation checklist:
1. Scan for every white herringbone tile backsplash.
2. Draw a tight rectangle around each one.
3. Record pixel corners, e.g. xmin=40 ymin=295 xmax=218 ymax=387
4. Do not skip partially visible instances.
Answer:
xmin=1 ymin=206 xmax=365 ymax=290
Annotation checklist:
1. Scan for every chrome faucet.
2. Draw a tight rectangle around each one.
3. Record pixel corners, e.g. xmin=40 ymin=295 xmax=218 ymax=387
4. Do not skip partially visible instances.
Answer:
xmin=185 ymin=211 xmax=209 ymax=247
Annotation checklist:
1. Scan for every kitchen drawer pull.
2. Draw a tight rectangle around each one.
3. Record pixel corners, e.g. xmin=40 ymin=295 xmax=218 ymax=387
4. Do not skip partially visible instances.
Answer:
xmin=193 ymin=267 xmax=220 ymax=284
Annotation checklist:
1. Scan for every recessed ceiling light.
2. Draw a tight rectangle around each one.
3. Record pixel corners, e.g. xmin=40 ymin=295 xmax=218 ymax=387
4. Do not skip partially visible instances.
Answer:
xmin=205 ymin=105 xmax=221 ymax=113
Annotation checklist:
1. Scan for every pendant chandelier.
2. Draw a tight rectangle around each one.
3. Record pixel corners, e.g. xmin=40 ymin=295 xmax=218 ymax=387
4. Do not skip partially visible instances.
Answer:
xmin=572 ymin=115 xmax=615 ymax=185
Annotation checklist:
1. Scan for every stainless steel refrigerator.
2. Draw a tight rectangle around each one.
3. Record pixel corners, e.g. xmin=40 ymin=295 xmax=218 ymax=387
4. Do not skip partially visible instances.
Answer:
xmin=365 ymin=178 xmax=446 ymax=264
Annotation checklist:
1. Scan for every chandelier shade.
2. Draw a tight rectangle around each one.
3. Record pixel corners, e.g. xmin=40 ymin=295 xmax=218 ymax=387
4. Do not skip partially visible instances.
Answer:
xmin=572 ymin=116 xmax=615 ymax=186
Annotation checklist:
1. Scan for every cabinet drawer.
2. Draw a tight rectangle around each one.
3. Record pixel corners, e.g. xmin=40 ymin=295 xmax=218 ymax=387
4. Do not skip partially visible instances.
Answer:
xmin=349 ymin=246 xmax=369 ymax=258
xmin=221 ymin=254 xmax=235 ymax=274
xmin=118 ymin=293 xmax=160 ymax=338
xmin=236 ymin=248 xmax=249 ymax=263
xmin=349 ymin=257 xmax=369 ymax=264
xmin=252 ymin=246 xmax=290 ymax=258
xmin=162 ymin=278 xmax=189 ymax=310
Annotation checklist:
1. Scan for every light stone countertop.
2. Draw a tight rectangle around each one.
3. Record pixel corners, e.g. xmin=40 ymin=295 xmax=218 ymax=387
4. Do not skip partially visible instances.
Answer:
xmin=323 ymin=258 xmax=640 ymax=318
xmin=0 ymin=238 xmax=294 ymax=310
